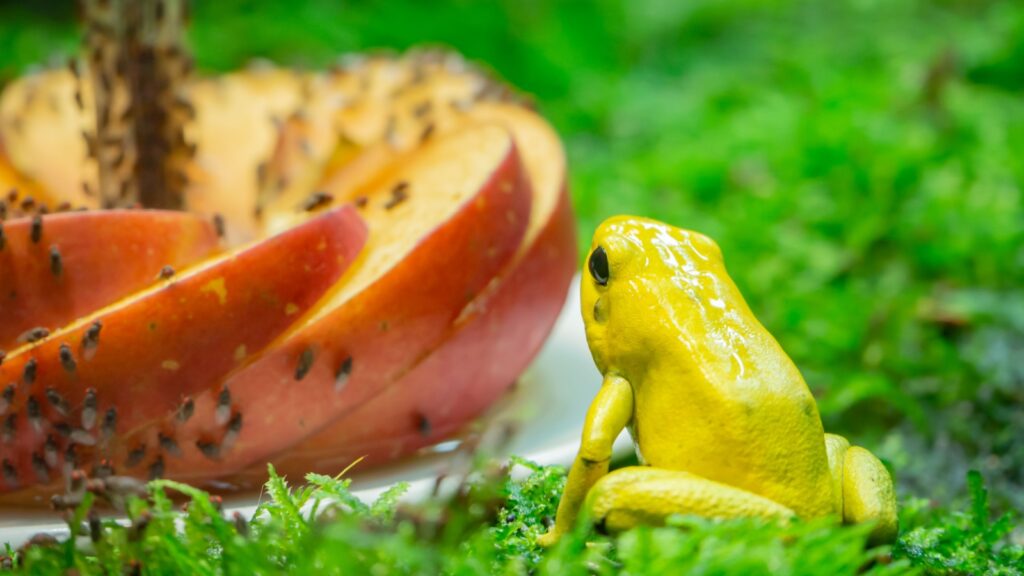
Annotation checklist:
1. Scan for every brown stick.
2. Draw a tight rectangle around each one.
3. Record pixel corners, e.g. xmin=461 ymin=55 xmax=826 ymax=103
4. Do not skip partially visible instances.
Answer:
xmin=80 ymin=0 xmax=193 ymax=210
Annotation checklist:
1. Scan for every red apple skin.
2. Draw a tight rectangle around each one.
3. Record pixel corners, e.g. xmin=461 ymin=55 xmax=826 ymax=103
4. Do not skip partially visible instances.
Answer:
xmin=118 ymin=138 xmax=533 ymax=487
xmin=271 ymin=185 xmax=577 ymax=475
xmin=0 ymin=206 xmax=366 ymax=497
xmin=0 ymin=210 xmax=221 ymax=351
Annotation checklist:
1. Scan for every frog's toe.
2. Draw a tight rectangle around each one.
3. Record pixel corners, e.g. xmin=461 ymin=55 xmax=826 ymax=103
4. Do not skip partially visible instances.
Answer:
xmin=536 ymin=529 xmax=561 ymax=548
xmin=842 ymin=447 xmax=898 ymax=544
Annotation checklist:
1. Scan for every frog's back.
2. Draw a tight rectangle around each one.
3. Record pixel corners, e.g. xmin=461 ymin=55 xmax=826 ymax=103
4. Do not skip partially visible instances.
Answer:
xmin=631 ymin=324 xmax=834 ymax=518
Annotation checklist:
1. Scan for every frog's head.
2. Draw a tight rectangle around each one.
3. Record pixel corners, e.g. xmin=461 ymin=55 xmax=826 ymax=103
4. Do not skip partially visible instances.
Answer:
xmin=581 ymin=215 xmax=730 ymax=376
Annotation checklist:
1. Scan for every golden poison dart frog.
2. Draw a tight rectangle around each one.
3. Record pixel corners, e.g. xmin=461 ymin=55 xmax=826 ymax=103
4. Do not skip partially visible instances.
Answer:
xmin=539 ymin=216 xmax=897 ymax=546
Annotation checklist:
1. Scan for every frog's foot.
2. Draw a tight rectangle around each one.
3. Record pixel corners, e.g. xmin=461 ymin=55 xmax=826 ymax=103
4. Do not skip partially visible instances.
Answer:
xmin=824 ymin=434 xmax=898 ymax=544
xmin=583 ymin=466 xmax=795 ymax=533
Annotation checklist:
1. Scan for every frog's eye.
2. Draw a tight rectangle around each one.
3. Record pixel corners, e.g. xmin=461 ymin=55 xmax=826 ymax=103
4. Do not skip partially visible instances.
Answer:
xmin=588 ymin=246 xmax=609 ymax=286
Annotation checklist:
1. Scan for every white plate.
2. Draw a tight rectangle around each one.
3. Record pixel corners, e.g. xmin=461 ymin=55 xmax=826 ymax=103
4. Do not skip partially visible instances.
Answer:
xmin=0 ymin=274 xmax=632 ymax=545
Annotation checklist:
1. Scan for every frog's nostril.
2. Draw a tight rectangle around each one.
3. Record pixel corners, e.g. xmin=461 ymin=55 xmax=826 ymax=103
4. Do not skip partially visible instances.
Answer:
xmin=593 ymin=295 xmax=609 ymax=323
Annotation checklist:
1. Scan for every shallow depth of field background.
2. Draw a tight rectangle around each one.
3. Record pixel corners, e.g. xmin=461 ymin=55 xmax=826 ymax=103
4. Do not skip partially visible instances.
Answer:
xmin=2 ymin=0 xmax=1022 ymax=512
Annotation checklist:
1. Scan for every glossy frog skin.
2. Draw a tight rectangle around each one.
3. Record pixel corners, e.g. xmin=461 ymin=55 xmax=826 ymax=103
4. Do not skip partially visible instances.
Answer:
xmin=538 ymin=216 xmax=897 ymax=546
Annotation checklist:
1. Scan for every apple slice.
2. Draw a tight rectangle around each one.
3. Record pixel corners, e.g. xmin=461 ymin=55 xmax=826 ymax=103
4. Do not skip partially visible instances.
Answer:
xmin=270 ymin=104 xmax=577 ymax=473
xmin=0 ymin=210 xmax=220 ymax=351
xmin=0 ymin=206 xmax=365 ymax=496
xmin=108 ymin=124 xmax=531 ymax=488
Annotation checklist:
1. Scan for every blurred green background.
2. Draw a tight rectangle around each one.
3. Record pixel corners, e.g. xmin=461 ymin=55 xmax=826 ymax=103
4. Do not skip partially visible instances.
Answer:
xmin=2 ymin=0 xmax=1022 ymax=511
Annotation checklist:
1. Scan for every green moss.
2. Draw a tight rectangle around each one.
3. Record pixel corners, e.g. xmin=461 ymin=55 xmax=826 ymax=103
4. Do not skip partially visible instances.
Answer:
xmin=5 ymin=462 xmax=1020 ymax=574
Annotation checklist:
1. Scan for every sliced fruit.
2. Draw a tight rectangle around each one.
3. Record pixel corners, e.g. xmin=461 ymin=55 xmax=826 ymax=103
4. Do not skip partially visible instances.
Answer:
xmin=0 ymin=206 xmax=365 ymax=496
xmin=286 ymin=196 xmax=575 ymax=470
xmin=0 ymin=50 xmax=573 ymax=500
xmin=271 ymin=104 xmax=576 ymax=473
xmin=114 ymin=124 xmax=531 ymax=487
xmin=0 ymin=210 xmax=220 ymax=351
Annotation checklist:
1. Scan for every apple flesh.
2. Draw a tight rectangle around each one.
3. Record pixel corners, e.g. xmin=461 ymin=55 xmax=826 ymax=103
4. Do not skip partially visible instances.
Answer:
xmin=0 ymin=206 xmax=365 ymax=497
xmin=185 ymin=69 xmax=316 ymax=243
xmin=0 ymin=72 xmax=95 ymax=209
xmin=0 ymin=210 xmax=220 ymax=351
xmin=0 ymin=149 xmax=53 ymax=211
xmin=259 ymin=53 xmax=533 ymax=235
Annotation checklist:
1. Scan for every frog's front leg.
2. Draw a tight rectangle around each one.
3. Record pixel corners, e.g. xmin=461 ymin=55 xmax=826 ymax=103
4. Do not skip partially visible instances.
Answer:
xmin=583 ymin=467 xmax=795 ymax=533
xmin=824 ymin=434 xmax=898 ymax=544
xmin=538 ymin=374 xmax=633 ymax=547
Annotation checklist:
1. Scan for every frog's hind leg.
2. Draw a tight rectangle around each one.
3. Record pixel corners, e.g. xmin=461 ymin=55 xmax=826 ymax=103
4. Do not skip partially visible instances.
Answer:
xmin=824 ymin=433 xmax=898 ymax=544
xmin=584 ymin=466 xmax=794 ymax=533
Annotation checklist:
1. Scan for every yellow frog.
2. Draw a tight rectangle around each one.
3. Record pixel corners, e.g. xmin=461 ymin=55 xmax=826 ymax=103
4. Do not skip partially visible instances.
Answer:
xmin=538 ymin=216 xmax=897 ymax=546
